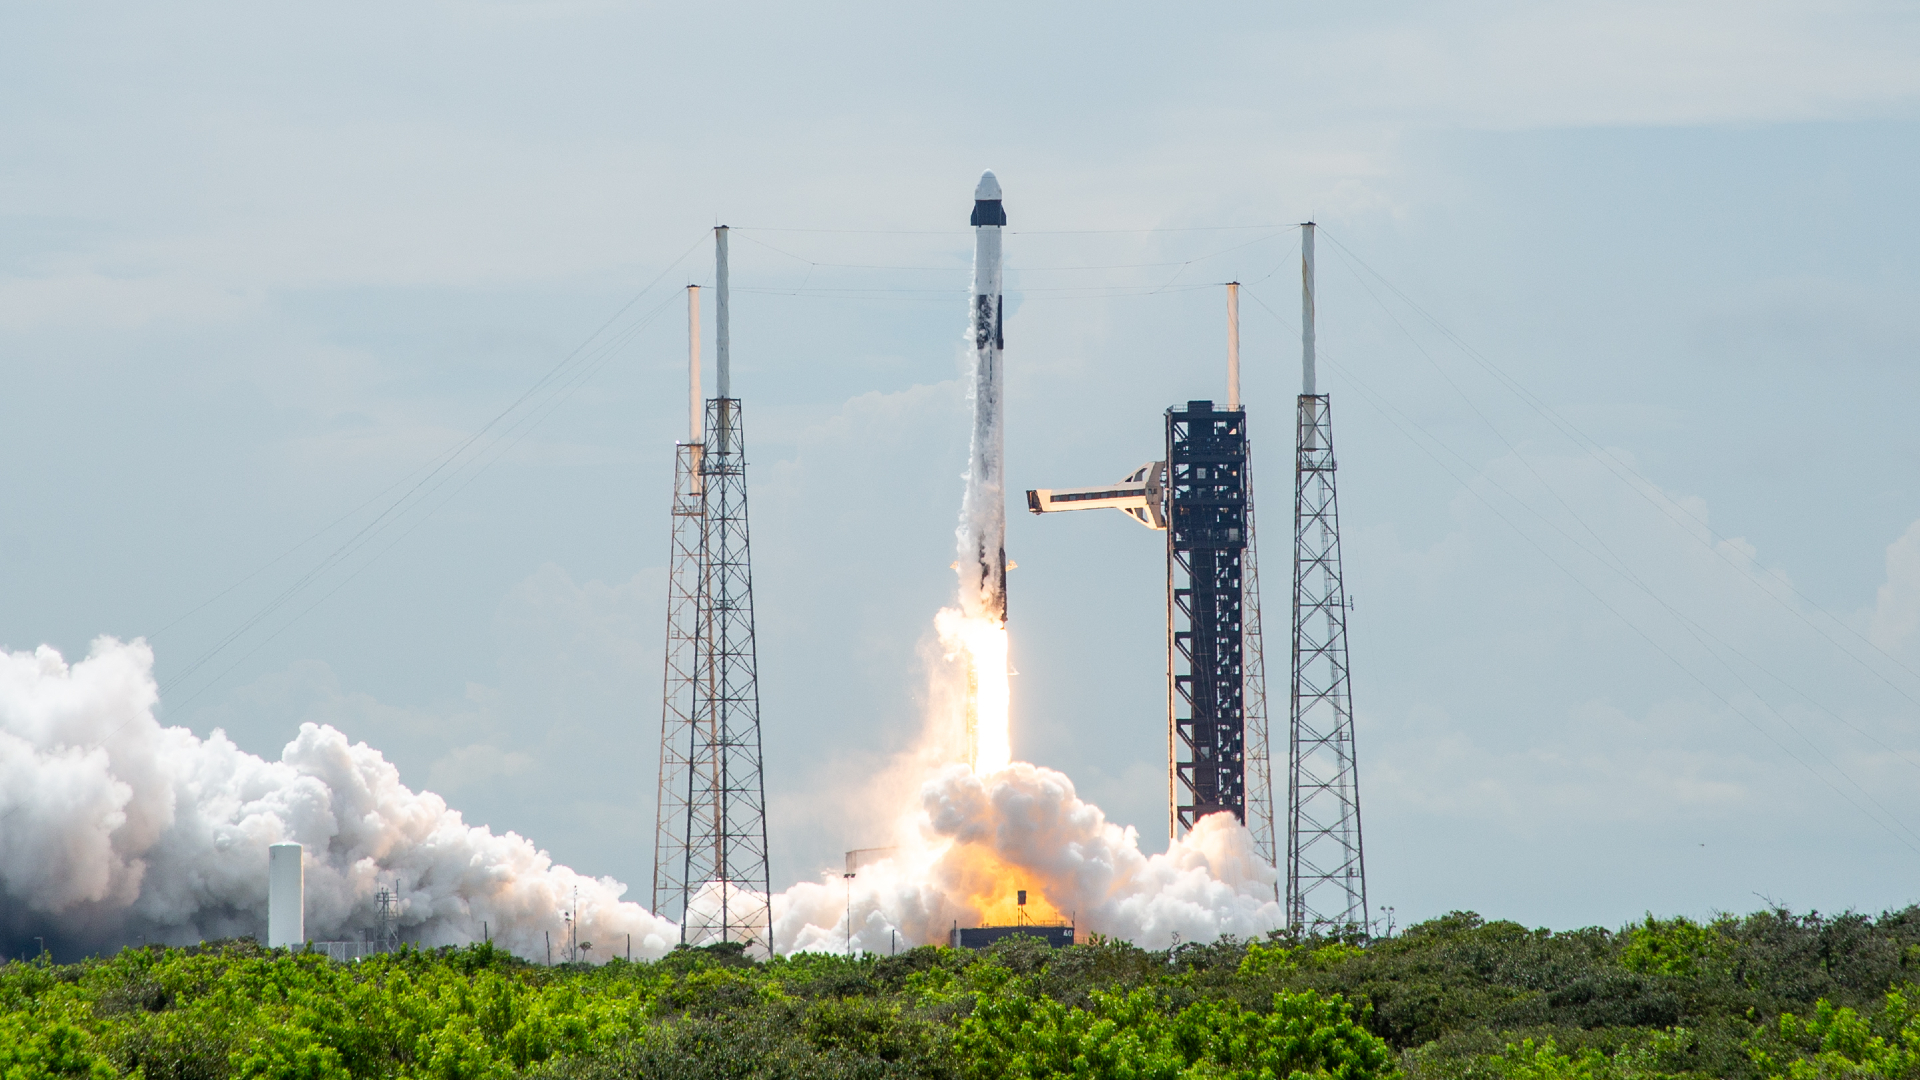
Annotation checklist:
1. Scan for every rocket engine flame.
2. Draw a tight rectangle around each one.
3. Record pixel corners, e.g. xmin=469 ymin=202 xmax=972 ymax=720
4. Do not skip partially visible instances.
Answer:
xmin=937 ymin=608 xmax=1010 ymax=776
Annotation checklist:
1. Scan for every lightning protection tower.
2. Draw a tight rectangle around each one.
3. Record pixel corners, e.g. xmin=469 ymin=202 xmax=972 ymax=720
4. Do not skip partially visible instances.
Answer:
xmin=652 ymin=284 xmax=706 ymax=929
xmin=1287 ymin=223 xmax=1368 ymax=935
xmin=652 ymin=229 xmax=774 ymax=954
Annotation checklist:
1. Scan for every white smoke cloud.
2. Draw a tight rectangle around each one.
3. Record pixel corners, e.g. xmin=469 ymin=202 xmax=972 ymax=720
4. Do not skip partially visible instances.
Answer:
xmin=0 ymin=636 xmax=677 ymax=961
xmin=773 ymin=761 xmax=1283 ymax=954
xmin=1 ymin=636 xmax=1282 ymax=961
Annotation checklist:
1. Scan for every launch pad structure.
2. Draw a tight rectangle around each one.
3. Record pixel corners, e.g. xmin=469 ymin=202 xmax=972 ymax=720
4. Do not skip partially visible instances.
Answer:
xmin=1027 ymin=225 xmax=1368 ymax=935
xmin=651 ymin=227 xmax=775 ymax=954
xmin=643 ymin=189 xmax=1366 ymax=951
xmin=1165 ymin=399 xmax=1256 ymax=835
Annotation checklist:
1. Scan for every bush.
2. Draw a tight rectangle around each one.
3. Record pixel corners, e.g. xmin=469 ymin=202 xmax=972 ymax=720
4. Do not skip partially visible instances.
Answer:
xmin=14 ymin=906 xmax=1920 ymax=1080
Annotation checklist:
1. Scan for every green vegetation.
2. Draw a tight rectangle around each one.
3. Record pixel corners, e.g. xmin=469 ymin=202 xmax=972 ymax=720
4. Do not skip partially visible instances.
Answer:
xmin=6 ymin=907 xmax=1920 ymax=1079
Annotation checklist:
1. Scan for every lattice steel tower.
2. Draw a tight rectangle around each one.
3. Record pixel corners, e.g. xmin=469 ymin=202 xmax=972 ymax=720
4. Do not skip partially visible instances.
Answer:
xmin=1287 ymin=223 xmax=1368 ymax=934
xmin=652 ymin=229 xmax=774 ymax=954
xmin=652 ymin=284 xmax=706 ymax=929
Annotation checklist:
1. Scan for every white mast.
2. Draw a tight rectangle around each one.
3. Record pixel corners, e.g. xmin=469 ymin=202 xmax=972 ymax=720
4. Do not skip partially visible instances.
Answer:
xmin=1301 ymin=223 xmax=1316 ymax=396
xmin=1226 ymin=281 xmax=1241 ymax=410
xmin=715 ymin=227 xmax=730 ymax=400
xmin=687 ymin=285 xmax=702 ymax=442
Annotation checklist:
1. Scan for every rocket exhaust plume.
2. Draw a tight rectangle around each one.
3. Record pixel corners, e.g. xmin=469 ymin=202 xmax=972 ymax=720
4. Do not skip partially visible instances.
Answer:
xmin=951 ymin=170 xmax=1012 ymax=776
xmin=0 ymin=637 xmax=1283 ymax=959
xmin=0 ymin=637 xmax=678 ymax=961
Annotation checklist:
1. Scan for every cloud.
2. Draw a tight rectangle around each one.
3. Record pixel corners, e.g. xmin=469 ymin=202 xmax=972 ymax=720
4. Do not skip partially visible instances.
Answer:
xmin=428 ymin=742 xmax=536 ymax=793
xmin=1870 ymin=520 xmax=1920 ymax=654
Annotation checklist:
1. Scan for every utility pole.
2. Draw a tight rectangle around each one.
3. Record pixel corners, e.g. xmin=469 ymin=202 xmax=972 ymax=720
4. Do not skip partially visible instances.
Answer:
xmin=844 ymin=872 xmax=855 ymax=958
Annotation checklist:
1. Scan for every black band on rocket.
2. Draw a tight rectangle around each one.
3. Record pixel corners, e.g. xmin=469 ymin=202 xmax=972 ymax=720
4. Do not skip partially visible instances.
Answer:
xmin=971 ymin=200 xmax=1007 ymax=227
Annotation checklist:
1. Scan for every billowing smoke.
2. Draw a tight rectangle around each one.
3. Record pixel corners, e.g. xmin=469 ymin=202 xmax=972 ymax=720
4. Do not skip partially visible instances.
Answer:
xmin=3 ymin=636 xmax=1282 ymax=962
xmin=0 ymin=636 xmax=677 ymax=961
xmin=773 ymin=762 xmax=1282 ymax=953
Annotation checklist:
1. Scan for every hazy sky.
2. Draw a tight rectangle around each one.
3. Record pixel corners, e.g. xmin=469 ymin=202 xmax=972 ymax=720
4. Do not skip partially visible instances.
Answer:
xmin=6 ymin=0 xmax=1920 ymax=935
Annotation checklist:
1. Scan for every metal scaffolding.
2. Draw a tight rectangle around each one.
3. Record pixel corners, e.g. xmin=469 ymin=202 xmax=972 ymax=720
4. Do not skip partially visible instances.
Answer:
xmin=1240 ymin=461 xmax=1281 ymax=893
xmin=678 ymin=396 xmax=773 ymax=952
xmin=650 ymin=438 xmax=706 ymax=923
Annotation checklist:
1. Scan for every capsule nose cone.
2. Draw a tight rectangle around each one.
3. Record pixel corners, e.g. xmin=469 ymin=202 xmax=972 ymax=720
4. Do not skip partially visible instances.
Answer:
xmin=974 ymin=170 xmax=1001 ymax=200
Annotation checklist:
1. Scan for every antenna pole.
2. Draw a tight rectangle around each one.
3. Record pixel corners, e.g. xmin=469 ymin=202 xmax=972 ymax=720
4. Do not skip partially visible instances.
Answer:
xmin=1301 ymin=224 xmax=1316 ymax=396
xmin=715 ymin=226 xmax=731 ymax=401
xmin=688 ymin=285 xmax=702 ymax=442
xmin=1226 ymin=282 xmax=1241 ymax=410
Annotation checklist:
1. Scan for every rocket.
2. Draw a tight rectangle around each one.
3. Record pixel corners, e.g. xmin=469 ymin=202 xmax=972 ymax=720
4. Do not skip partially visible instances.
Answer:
xmin=961 ymin=170 xmax=1008 ymax=624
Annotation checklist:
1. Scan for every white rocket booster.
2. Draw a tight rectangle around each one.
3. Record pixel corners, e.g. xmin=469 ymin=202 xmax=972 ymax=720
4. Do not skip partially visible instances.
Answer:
xmin=962 ymin=170 xmax=1007 ymax=624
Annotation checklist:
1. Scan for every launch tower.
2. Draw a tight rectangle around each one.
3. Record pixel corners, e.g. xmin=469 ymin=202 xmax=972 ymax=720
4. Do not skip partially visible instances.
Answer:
xmin=1166 ymin=400 xmax=1250 ymax=832
xmin=652 ymin=229 xmax=774 ymax=954
xmin=1025 ymin=287 xmax=1279 ymax=874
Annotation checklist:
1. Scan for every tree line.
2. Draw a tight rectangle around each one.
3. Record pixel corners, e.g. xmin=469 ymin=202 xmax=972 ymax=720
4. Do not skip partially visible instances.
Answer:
xmin=5 ymin=906 xmax=1920 ymax=1079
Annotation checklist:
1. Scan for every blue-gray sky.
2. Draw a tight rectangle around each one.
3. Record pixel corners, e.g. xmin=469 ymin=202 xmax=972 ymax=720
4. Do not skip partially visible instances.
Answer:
xmin=6 ymin=0 xmax=1920 ymax=934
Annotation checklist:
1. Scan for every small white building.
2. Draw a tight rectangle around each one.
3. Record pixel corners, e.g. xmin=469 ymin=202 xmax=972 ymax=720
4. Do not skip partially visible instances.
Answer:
xmin=267 ymin=842 xmax=304 ymax=949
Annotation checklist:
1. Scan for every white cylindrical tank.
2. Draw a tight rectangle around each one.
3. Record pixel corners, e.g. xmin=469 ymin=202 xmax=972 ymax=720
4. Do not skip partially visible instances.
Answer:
xmin=267 ymin=842 xmax=304 ymax=949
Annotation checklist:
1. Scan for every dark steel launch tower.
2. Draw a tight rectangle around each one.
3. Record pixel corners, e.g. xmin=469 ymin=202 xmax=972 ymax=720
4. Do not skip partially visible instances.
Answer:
xmin=1025 ymin=287 xmax=1278 ymax=872
xmin=1167 ymin=400 xmax=1251 ymax=833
